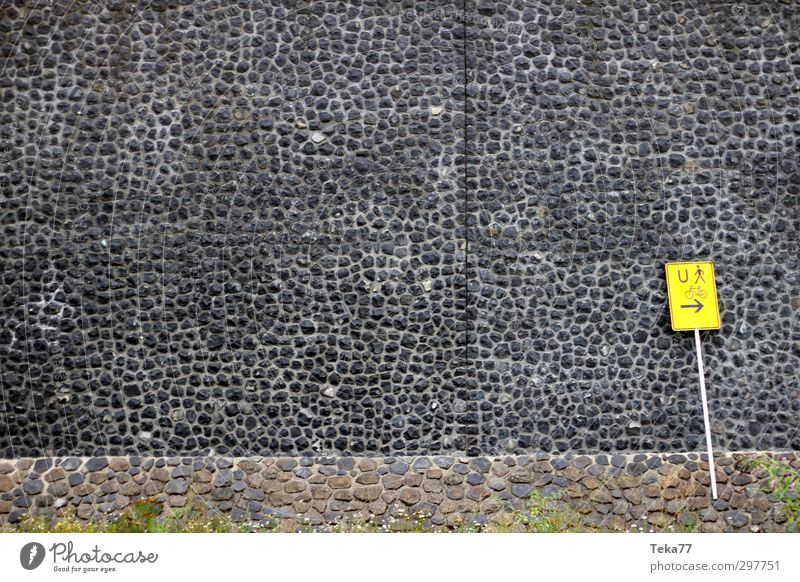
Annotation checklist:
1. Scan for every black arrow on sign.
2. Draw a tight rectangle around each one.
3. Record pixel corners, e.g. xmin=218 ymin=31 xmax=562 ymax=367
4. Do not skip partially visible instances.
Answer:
xmin=680 ymin=299 xmax=704 ymax=313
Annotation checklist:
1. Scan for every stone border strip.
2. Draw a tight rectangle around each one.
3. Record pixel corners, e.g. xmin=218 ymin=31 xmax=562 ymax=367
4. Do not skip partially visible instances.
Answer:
xmin=1 ymin=452 xmax=797 ymax=532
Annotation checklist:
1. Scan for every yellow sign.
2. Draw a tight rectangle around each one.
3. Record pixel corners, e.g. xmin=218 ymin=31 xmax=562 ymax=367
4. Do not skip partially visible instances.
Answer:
xmin=665 ymin=261 xmax=720 ymax=331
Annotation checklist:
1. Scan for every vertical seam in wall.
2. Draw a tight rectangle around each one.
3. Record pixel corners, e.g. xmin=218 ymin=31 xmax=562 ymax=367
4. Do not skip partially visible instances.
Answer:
xmin=461 ymin=0 xmax=472 ymax=456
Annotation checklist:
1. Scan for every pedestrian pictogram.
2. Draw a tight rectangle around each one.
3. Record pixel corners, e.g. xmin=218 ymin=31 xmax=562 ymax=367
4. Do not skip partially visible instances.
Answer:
xmin=663 ymin=260 xmax=722 ymax=500
xmin=665 ymin=261 xmax=720 ymax=331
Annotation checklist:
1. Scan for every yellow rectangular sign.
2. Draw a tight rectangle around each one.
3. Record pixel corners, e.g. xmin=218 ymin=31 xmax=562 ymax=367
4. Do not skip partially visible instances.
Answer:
xmin=665 ymin=261 xmax=720 ymax=331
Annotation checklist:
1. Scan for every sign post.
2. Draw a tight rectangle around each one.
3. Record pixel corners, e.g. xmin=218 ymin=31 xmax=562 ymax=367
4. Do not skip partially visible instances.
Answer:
xmin=665 ymin=261 xmax=721 ymax=500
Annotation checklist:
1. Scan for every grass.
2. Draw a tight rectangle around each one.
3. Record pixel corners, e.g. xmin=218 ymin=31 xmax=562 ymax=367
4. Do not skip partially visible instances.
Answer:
xmin=0 ymin=487 xmax=658 ymax=533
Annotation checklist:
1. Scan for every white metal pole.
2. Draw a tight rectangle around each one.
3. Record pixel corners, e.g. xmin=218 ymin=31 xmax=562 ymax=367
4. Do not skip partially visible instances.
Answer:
xmin=694 ymin=328 xmax=718 ymax=500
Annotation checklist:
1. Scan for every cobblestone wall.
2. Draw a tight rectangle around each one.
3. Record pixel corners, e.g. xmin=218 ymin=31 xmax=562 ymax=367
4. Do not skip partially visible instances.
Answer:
xmin=1 ymin=453 xmax=797 ymax=532
xmin=1 ymin=1 xmax=799 ymax=458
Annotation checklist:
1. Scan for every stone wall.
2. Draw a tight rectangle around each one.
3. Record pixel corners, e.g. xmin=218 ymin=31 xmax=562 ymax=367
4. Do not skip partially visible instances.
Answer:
xmin=1 ymin=1 xmax=799 ymax=458
xmin=1 ymin=452 xmax=797 ymax=532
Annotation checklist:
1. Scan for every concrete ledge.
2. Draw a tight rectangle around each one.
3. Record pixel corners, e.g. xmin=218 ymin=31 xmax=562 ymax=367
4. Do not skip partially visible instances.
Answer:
xmin=1 ymin=452 xmax=797 ymax=532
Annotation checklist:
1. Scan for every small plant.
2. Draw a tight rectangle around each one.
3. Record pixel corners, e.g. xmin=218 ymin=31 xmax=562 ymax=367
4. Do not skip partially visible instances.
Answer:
xmin=490 ymin=488 xmax=583 ymax=532
xmin=747 ymin=455 xmax=800 ymax=531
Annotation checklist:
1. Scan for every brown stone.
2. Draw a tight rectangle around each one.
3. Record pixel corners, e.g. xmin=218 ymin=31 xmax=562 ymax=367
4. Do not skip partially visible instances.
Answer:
xmin=169 ymin=495 xmax=187 ymax=508
xmin=617 ymin=475 xmax=640 ymax=489
xmin=399 ymin=488 xmax=422 ymax=506
xmin=268 ymin=492 xmax=294 ymax=506
xmin=404 ymin=473 xmax=423 ymax=487
xmin=562 ymin=467 xmax=582 ymax=482
xmin=532 ymin=461 xmax=552 ymax=472
xmin=246 ymin=474 xmax=264 ymax=489
xmin=381 ymin=491 xmax=398 ymax=503
xmin=661 ymin=487 xmax=681 ymax=500
xmin=648 ymin=512 xmax=674 ymax=528
xmin=277 ymin=472 xmax=291 ymax=483
xmin=729 ymin=492 xmax=748 ymax=509
xmin=195 ymin=469 xmax=212 ymax=483
xmin=44 ymin=468 xmax=66 ymax=482
xmin=100 ymin=481 xmax=120 ymax=494
xmin=677 ymin=480 xmax=705 ymax=496
xmin=368 ymin=500 xmax=387 ymax=515
xmin=382 ymin=474 xmax=404 ymax=490
xmin=193 ymin=483 xmax=212 ymax=495
xmin=356 ymin=472 xmax=379 ymax=485
xmin=752 ymin=494 xmax=771 ymax=512
xmin=77 ymin=505 xmax=94 ymax=520
xmin=643 ymin=484 xmax=661 ymax=498
xmin=423 ymin=479 xmax=443 ymax=493
xmin=142 ymin=481 xmax=160 ymax=495
xmin=284 ymin=480 xmax=307 ymax=494
xmin=623 ymin=489 xmax=643 ymax=505
xmin=508 ymin=469 xmax=532 ymax=483
xmin=491 ymin=463 xmax=509 ymax=477
xmin=443 ymin=474 xmax=463 ymax=486
xmin=446 ymin=485 xmax=465 ymax=500
xmin=238 ymin=460 xmax=261 ymax=474
xmin=333 ymin=489 xmax=353 ymax=501
xmin=481 ymin=497 xmax=503 ymax=514
xmin=665 ymin=499 xmax=690 ymax=515
xmin=611 ymin=500 xmax=630 ymax=516
xmin=425 ymin=491 xmax=444 ymax=504
xmin=0 ymin=475 xmax=13 ymax=492
xmin=328 ymin=475 xmax=351 ymax=489
xmin=73 ymin=483 xmax=95 ymax=496
xmin=88 ymin=472 xmax=107 ymax=485
xmin=0 ymin=462 xmax=14 ymax=474
xmin=607 ymin=514 xmax=627 ymax=531
xmin=590 ymin=488 xmax=613 ymax=503
xmin=119 ymin=482 xmax=141 ymax=496
xmin=150 ymin=468 xmax=170 ymax=482
xmin=310 ymin=485 xmax=330 ymax=499
xmin=440 ymin=499 xmax=473 ymax=514
xmin=582 ymin=476 xmax=602 ymax=490
xmin=357 ymin=459 xmax=377 ymax=472
xmin=467 ymin=485 xmax=490 ymax=502
xmin=293 ymin=500 xmax=311 ymax=514
xmin=425 ymin=468 xmax=443 ymax=479
xmin=308 ymin=474 xmax=326 ymax=484
xmin=109 ymin=458 xmax=130 ymax=472
xmin=353 ymin=486 xmax=382 ymax=502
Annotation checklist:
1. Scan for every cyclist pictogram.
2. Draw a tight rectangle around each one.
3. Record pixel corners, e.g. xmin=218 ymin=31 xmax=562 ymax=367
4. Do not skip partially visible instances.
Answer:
xmin=684 ymin=286 xmax=707 ymax=300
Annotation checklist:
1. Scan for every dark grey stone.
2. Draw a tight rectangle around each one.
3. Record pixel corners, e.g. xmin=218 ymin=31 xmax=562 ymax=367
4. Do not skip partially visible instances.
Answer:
xmin=85 ymin=458 xmax=108 ymax=472
xmin=22 ymin=480 xmax=44 ymax=495
xmin=467 ymin=473 xmax=485 ymax=486
xmin=165 ymin=480 xmax=189 ymax=495
xmin=389 ymin=463 xmax=409 ymax=475
xmin=512 ymin=484 xmax=535 ymax=498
